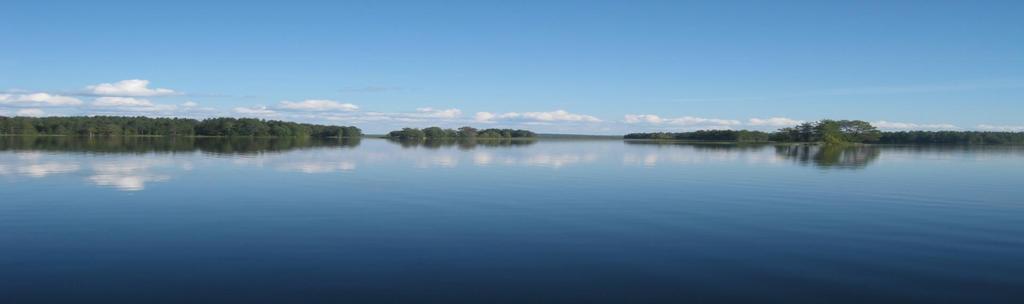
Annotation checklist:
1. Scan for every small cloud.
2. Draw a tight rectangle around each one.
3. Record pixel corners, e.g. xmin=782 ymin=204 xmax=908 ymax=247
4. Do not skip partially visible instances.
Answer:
xmin=624 ymin=114 xmax=740 ymax=128
xmin=16 ymin=108 xmax=45 ymax=117
xmin=278 ymin=99 xmax=359 ymax=112
xmin=177 ymin=101 xmax=217 ymax=113
xmin=317 ymin=107 xmax=465 ymax=123
xmin=874 ymin=121 xmax=960 ymax=130
xmin=748 ymin=117 xmax=804 ymax=127
xmin=415 ymin=107 xmax=462 ymax=119
xmin=477 ymin=110 xmax=601 ymax=123
xmin=91 ymin=97 xmax=177 ymax=112
xmin=86 ymin=79 xmax=177 ymax=97
xmin=234 ymin=106 xmax=277 ymax=116
xmin=474 ymin=112 xmax=497 ymax=122
xmin=624 ymin=114 xmax=665 ymax=124
xmin=0 ymin=93 xmax=83 ymax=106
xmin=93 ymin=97 xmax=154 ymax=107
xmin=519 ymin=110 xmax=601 ymax=122
xmin=977 ymin=124 xmax=1024 ymax=132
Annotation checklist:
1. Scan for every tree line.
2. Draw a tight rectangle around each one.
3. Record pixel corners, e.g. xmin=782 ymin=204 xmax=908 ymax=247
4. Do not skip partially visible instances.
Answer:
xmin=388 ymin=126 xmax=536 ymax=140
xmin=1 ymin=135 xmax=360 ymax=154
xmin=624 ymin=130 xmax=772 ymax=142
xmin=0 ymin=116 xmax=361 ymax=138
xmin=626 ymin=119 xmax=1024 ymax=144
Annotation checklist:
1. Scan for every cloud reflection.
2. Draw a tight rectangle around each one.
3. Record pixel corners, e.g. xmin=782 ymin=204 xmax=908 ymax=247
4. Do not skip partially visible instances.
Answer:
xmin=277 ymin=161 xmax=356 ymax=174
xmin=470 ymin=151 xmax=598 ymax=168
xmin=88 ymin=161 xmax=172 ymax=191
xmin=17 ymin=162 xmax=81 ymax=178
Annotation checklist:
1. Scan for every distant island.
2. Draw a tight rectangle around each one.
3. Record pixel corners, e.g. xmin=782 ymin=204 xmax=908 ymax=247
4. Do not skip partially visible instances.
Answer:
xmin=0 ymin=116 xmax=360 ymax=138
xmin=387 ymin=126 xmax=536 ymax=140
xmin=626 ymin=120 xmax=1024 ymax=145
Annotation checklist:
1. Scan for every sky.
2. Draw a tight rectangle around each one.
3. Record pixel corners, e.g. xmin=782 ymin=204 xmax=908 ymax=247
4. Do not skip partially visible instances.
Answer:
xmin=2 ymin=0 xmax=1022 ymax=134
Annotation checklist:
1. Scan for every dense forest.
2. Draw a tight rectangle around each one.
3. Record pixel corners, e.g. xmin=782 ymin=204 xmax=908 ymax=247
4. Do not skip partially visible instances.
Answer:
xmin=626 ymin=119 xmax=1024 ymax=144
xmin=624 ymin=130 xmax=772 ymax=142
xmin=0 ymin=135 xmax=360 ymax=154
xmin=875 ymin=131 xmax=1024 ymax=145
xmin=0 ymin=116 xmax=361 ymax=138
xmin=387 ymin=126 xmax=536 ymax=140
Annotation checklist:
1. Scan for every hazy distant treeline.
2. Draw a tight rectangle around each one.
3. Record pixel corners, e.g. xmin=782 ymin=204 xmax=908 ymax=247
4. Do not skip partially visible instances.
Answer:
xmin=626 ymin=120 xmax=1024 ymax=144
xmin=0 ymin=116 xmax=361 ymax=138
xmin=388 ymin=126 xmax=536 ymax=140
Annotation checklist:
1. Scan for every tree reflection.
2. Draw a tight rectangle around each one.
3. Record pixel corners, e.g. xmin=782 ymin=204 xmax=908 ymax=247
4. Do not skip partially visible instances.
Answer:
xmin=387 ymin=138 xmax=537 ymax=149
xmin=0 ymin=136 xmax=360 ymax=154
xmin=775 ymin=144 xmax=880 ymax=169
xmin=625 ymin=141 xmax=772 ymax=151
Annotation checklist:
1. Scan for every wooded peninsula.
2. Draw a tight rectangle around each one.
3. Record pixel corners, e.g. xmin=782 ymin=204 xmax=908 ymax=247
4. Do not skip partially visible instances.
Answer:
xmin=625 ymin=119 xmax=1024 ymax=145
xmin=387 ymin=127 xmax=536 ymax=139
xmin=0 ymin=116 xmax=360 ymax=138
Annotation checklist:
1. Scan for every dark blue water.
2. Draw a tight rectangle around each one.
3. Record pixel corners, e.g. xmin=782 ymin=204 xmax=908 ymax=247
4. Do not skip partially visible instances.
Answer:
xmin=1 ymin=137 xmax=1022 ymax=303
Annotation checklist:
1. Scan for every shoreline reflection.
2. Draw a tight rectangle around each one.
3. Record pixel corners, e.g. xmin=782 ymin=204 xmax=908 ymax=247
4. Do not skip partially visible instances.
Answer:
xmin=386 ymin=138 xmax=536 ymax=149
xmin=775 ymin=144 xmax=880 ymax=169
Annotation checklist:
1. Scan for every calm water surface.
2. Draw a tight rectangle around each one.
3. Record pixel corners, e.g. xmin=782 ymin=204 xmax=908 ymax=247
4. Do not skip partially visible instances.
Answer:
xmin=1 ymin=137 xmax=1022 ymax=303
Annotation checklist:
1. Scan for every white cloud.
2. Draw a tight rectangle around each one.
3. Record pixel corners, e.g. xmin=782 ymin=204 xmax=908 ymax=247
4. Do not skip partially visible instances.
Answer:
xmin=92 ymin=97 xmax=177 ymax=112
xmin=86 ymin=79 xmax=177 ymax=96
xmin=476 ymin=110 xmax=601 ymax=123
xmin=977 ymin=124 xmax=1024 ymax=132
xmin=234 ymin=106 xmax=277 ymax=115
xmin=0 ymin=93 xmax=83 ymax=106
xmin=16 ymin=108 xmax=45 ymax=117
xmin=93 ymin=97 xmax=154 ymax=107
xmin=874 ymin=121 xmax=960 ymax=130
xmin=415 ymin=107 xmax=462 ymax=119
xmin=474 ymin=112 xmax=496 ymax=122
xmin=278 ymin=99 xmax=358 ymax=112
xmin=176 ymin=101 xmax=217 ymax=113
xmin=519 ymin=110 xmax=601 ymax=122
xmin=315 ymin=107 xmax=464 ymax=124
xmin=624 ymin=114 xmax=665 ymax=124
xmin=624 ymin=114 xmax=740 ymax=128
xmin=748 ymin=117 xmax=804 ymax=127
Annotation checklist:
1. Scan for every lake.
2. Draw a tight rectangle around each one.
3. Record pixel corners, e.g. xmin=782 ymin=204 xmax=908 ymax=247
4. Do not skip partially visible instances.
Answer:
xmin=1 ymin=136 xmax=1022 ymax=303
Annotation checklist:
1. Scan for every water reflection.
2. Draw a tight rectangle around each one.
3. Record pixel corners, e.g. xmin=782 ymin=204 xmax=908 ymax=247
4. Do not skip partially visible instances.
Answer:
xmin=471 ymin=150 xmax=599 ymax=168
xmin=276 ymin=161 xmax=357 ymax=174
xmin=8 ymin=136 xmax=1024 ymax=193
xmin=625 ymin=140 xmax=770 ymax=151
xmin=775 ymin=144 xmax=881 ymax=169
xmin=17 ymin=162 xmax=81 ymax=178
xmin=623 ymin=142 xmax=781 ymax=167
xmin=387 ymin=138 xmax=537 ymax=149
xmin=88 ymin=160 xmax=172 ymax=191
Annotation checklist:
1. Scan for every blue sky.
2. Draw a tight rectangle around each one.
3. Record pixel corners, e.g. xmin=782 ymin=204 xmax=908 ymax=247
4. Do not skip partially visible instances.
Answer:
xmin=2 ymin=1 xmax=1022 ymax=134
